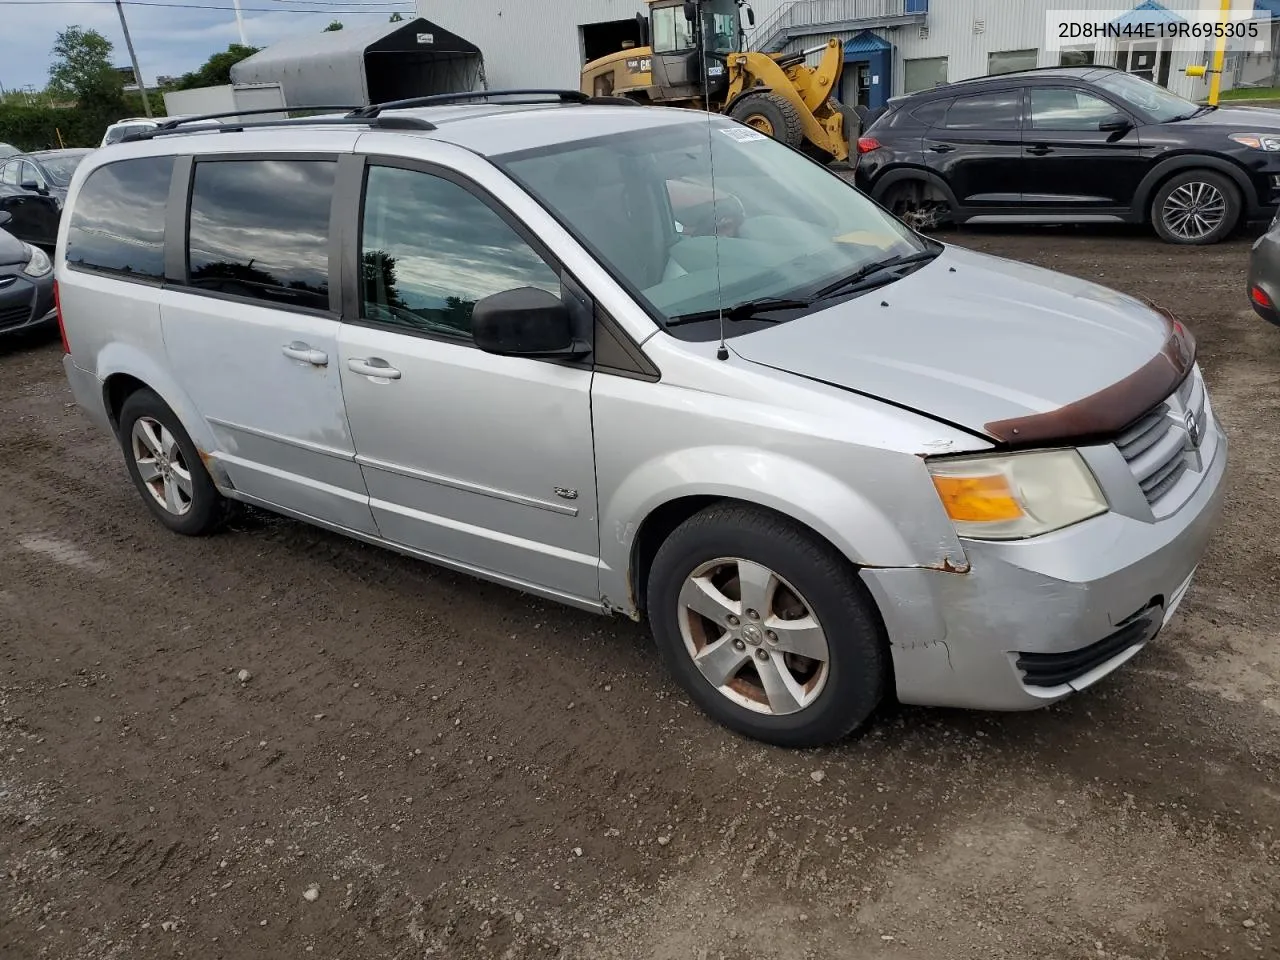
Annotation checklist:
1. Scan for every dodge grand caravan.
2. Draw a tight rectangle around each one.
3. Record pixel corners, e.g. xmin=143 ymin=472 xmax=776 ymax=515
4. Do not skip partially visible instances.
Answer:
xmin=54 ymin=92 xmax=1227 ymax=747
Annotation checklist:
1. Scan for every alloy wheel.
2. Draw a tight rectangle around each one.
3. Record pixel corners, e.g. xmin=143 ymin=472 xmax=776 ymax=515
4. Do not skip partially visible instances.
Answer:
xmin=677 ymin=557 xmax=830 ymax=716
xmin=131 ymin=416 xmax=194 ymax=516
xmin=1162 ymin=181 xmax=1227 ymax=241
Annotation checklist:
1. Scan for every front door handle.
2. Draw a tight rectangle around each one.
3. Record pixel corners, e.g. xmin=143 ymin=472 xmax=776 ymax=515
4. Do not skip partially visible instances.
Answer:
xmin=282 ymin=342 xmax=328 ymax=366
xmin=929 ymin=143 xmax=955 ymax=153
xmin=1027 ymin=145 xmax=1053 ymax=156
xmin=348 ymin=357 xmax=402 ymax=380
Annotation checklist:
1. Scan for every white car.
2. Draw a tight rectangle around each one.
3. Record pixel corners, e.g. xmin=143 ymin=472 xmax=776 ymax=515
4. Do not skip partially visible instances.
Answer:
xmin=101 ymin=116 xmax=223 ymax=147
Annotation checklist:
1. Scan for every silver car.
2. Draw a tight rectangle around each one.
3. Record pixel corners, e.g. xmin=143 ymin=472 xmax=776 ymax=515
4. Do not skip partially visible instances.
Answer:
xmin=54 ymin=93 xmax=1227 ymax=747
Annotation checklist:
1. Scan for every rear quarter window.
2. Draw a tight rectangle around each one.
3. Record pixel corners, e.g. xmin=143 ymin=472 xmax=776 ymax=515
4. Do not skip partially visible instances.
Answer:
xmin=65 ymin=156 xmax=175 ymax=281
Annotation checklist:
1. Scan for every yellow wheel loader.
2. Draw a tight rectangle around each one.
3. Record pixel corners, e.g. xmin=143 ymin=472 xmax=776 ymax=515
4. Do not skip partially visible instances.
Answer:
xmin=580 ymin=0 xmax=858 ymax=165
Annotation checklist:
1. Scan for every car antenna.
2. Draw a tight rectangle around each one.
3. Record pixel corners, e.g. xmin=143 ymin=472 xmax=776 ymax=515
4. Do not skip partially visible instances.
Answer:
xmin=691 ymin=0 xmax=730 ymax=362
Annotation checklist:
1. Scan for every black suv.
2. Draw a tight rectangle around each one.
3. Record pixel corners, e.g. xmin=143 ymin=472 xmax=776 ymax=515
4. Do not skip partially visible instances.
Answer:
xmin=854 ymin=65 xmax=1280 ymax=245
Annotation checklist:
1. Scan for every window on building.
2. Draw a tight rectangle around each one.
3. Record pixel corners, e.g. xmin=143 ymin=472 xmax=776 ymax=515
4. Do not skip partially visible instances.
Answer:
xmin=652 ymin=5 xmax=696 ymax=53
xmin=942 ymin=90 xmax=1021 ymax=129
xmin=65 ymin=156 xmax=174 ymax=281
xmin=988 ymin=48 xmax=1039 ymax=75
xmin=1030 ymin=88 xmax=1121 ymax=130
xmin=360 ymin=165 xmax=561 ymax=340
xmin=186 ymin=159 xmax=335 ymax=311
xmin=903 ymin=56 xmax=948 ymax=93
xmin=1059 ymin=47 xmax=1096 ymax=67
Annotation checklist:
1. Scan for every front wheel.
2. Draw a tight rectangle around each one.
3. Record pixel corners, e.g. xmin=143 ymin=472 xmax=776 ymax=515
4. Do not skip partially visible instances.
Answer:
xmin=727 ymin=92 xmax=804 ymax=148
xmin=1150 ymin=170 xmax=1241 ymax=245
xmin=646 ymin=504 xmax=888 ymax=748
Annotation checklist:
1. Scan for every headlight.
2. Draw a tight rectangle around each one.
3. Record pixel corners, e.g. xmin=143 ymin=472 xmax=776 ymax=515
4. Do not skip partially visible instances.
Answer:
xmin=927 ymin=450 xmax=1107 ymax=541
xmin=1229 ymin=133 xmax=1280 ymax=151
xmin=21 ymin=244 xmax=51 ymax=278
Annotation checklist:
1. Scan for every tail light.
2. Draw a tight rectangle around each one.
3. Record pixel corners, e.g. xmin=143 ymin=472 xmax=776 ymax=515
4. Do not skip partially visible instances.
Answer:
xmin=54 ymin=279 xmax=70 ymax=354
xmin=856 ymin=136 xmax=882 ymax=155
xmin=1252 ymin=284 xmax=1273 ymax=309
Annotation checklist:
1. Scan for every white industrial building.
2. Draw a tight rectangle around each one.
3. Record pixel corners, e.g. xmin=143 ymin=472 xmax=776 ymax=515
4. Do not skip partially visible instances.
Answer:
xmin=420 ymin=0 xmax=1279 ymax=110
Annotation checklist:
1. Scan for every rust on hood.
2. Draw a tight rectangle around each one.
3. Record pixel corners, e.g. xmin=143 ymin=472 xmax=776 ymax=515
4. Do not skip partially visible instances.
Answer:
xmin=984 ymin=305 xmax=1195 ymax=448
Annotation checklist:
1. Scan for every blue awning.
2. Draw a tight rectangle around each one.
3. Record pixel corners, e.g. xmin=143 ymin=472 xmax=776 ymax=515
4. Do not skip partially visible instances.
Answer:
xmin=1111 ymin=0 xmax=1185 ymax=27
xmin=845 ymin=30 xmax=892 ymax=53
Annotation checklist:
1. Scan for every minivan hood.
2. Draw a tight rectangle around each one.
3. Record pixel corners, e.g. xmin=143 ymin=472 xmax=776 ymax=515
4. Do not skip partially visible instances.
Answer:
xmin=730 ymin=245 xmax=1184 ymax=444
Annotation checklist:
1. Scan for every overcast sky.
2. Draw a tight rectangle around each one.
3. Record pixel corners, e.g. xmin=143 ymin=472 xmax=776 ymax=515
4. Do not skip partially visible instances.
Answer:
xmin=0 ymin=0 xmax=415 ymax=93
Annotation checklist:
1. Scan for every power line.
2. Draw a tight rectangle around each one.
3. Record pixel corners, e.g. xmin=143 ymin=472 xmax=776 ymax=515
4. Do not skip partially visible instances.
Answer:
xmin=0 ymin=0 xmax=412 ymax=7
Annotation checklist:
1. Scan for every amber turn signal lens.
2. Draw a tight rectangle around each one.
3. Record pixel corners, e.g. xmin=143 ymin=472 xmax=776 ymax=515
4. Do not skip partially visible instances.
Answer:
xmin=931 ymin=474 xmax=1024 ymax=523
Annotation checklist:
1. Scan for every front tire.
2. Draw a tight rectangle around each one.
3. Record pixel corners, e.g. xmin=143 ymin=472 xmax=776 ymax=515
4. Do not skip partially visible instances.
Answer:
xmin=118 ymin=388 xmax=228 ymax=536
xmin=647 ymin=504 xmax=887 ymax=748
xmin=1150 ymin=169 xmax=1240 ymax=245
xmin=728 ymin=92 xmax=804 ymax=148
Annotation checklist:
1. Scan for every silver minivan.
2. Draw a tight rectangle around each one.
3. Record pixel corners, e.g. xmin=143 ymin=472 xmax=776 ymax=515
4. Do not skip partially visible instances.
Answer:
xmin=55 ymin=93 xmax=1227 ymax=747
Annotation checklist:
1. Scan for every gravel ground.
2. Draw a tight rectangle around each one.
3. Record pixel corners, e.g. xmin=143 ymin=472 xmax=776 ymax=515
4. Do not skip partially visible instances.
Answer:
xmin=1 ymin=225 xmax=1277 ymax=960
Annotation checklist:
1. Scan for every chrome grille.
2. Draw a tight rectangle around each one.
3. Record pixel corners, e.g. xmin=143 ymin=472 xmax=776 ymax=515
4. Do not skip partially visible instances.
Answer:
xmin=1115 ymin=371 xmax=1207 ymax=509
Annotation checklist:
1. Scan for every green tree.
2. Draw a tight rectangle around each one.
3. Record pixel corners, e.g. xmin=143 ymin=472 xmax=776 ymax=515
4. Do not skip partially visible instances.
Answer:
xmin=389 ymin=12 xmax=404 ymax=21
xmin=172 ymin=43 xmax=261 ymax=90
xmin=325 ymin=20 xmax=344 ymax=31
xmin=48 ymin=27 xmax=119 ymax=103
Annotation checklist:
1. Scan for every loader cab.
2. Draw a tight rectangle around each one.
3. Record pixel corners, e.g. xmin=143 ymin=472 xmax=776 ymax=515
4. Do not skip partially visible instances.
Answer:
xmin=648 ymin=0 xmax=747 ymax=102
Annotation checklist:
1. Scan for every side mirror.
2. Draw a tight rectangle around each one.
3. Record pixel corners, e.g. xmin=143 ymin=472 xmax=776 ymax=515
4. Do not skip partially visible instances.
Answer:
xmin=684 ymin=1 xmax=698 ymax=22
xmin=1098 ymin=114 xmax=1132 ymax=133
xmin=743 ymin=3 xmax=755 ymax=26
xmin=0 ymin=211 xmax=10 ymax=227
xmin=20 ymin=179 xmax=41 ymax=193
xmin=472 ymin=287 xmax=588 ymax=358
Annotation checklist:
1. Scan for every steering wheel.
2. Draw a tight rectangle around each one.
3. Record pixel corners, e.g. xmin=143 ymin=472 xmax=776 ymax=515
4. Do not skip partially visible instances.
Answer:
xmin=681 ymin=194 xmax=747 ymax=238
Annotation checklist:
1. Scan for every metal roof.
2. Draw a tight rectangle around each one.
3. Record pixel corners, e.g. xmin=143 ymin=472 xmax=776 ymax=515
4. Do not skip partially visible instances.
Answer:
xmin=232 ymin=18 xmax=478 ymax=76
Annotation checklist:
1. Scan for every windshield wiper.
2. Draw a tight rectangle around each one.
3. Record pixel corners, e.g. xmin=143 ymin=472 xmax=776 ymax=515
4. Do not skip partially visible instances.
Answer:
xmin=665 ymin=297 xmax=814 ymax=328
xmin=1169 ymin=104 xmax=1216 ymax=122
xmin=809 ymin=248 xmax=942 ymax=301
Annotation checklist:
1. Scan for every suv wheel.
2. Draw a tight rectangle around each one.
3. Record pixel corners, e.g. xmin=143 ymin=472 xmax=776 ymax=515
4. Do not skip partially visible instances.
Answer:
xmin=118 ymin=388 xmax=229 ymax=536
xmin=647 ymin=504 xmax=887 ymax=747
xmin=1151 ymin=170 xmax=1240 ymax=245
xmin=728 ymin=93 xmax=804 ymax=148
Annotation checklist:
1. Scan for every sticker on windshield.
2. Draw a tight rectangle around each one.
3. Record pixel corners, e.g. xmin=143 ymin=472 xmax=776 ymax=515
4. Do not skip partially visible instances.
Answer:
xmin=721 ymin=127 xmax=768 ymax=143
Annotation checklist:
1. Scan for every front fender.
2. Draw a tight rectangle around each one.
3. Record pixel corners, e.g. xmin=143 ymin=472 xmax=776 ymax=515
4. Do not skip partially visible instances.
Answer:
xmin=1133 ymin=153 xmax=1259 ymax=218
xmin=598 ymin=445 xmax=969 ymax=617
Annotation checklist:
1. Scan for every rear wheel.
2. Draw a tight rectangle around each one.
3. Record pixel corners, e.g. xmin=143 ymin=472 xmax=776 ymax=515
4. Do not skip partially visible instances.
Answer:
xmin=877 ymin=178 xmax=950 ymax=231
xmin=647 ymin=504 xmax=887 ymax=748
xmin=728 ymin=92 xmax=804 ymax=148
xmin=118 ymin=389 xmax=229 ymax=536
xmin=1150 ymin=169 xmax=1240 ymax=245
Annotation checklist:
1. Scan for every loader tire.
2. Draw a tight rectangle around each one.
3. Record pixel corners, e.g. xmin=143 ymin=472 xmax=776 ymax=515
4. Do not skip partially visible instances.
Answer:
xmin=729 ymin=92 xmax=804 ymax=148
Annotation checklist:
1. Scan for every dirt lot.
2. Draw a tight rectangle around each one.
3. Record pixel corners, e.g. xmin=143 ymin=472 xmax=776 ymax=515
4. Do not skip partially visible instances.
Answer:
xmin=1 ymin=226 xmax=1278 ymax=960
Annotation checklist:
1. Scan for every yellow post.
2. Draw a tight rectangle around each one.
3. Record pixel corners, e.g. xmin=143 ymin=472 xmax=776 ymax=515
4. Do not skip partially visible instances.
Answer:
xmin=1206 ymin=0 xmax=1231 ymax=105
xmin=56 ymin=127 xmax=65 ymax=149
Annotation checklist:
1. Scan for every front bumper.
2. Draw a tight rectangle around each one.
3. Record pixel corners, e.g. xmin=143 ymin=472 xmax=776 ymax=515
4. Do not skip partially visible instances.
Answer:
xmin=863 ymin=412 xmax=1228 ymax=711
xmin=0 ymin=269 xmax=55 ymax=336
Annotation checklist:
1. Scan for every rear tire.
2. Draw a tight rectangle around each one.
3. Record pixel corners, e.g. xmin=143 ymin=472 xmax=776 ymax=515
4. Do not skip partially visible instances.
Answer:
xmin=118 ymin=388 xmax=229 ymax=537
xmin=646 ymin=503 xmax=887 ymax=748
xmin=877 ymin=178 xmax=950 ymax=231
xmin=728 ymin=92 xmax=804 ymax=148
xmin=1150 ymin=169 xmax=1240 ymax=245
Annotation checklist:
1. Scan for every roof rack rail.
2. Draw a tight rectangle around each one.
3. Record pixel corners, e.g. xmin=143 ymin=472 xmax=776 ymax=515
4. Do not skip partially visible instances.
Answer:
xmin=121 ymin=113 xmax=438 ymax=143
xmin=154 ymin=105 xmax=362 ymax=130
xmin=350 ymin=88 xmax=589 ymax=119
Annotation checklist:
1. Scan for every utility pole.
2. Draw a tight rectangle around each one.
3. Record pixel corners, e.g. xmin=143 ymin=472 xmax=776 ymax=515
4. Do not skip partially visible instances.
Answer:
xmin=232 ymin=0 xmax=248 ymax=46
xmin=114 ymin=0 xmax=152 ymax=117
xmin=1206 ymin=0 xmax=1231 ymax=106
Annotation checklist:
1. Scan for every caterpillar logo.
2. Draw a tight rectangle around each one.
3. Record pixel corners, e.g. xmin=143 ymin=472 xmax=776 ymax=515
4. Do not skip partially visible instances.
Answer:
xmin=626 ymin=57 xmax=652 ymax=74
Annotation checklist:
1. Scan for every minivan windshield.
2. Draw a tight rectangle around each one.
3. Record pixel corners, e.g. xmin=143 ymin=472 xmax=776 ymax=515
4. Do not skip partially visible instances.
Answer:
xmin=497 ymin=119 xmax=930 ymax=338
xmin=1094 ymin=71 xmax=1203 ymax=122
